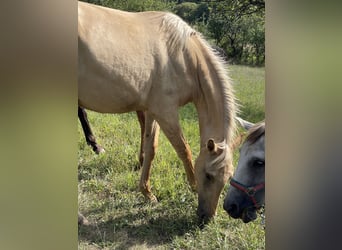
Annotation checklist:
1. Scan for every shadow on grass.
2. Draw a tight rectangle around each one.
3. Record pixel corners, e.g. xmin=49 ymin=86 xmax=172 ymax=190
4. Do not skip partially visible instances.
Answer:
xmin=78 ymin=204 xmax=199 ymax=249
xmin=78 ymin=155 xmax=141 ymax=182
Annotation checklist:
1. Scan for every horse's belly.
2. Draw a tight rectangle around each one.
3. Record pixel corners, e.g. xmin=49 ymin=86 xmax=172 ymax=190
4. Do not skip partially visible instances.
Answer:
xmin=78 ymin=75 xmax=142 ymax=114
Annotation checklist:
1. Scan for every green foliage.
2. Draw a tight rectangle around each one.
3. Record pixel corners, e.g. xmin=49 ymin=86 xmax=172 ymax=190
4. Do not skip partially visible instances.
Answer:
xmin=82 ymin=0 xmax=175 ymax=12
xmin=78 ymin=65 xmax=265 ymax=249
xmin=207 ymin=0 xmax=265 ymax=65
xmin=173 ymin=2 xmax=209 ymax=24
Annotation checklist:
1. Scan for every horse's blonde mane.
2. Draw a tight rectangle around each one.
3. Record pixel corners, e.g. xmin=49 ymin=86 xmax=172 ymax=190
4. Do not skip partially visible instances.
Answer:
xmin=199 ymin=38 xmax=238 ymax=145
xmin=160 ymin=13 xmax=237 ymax=165
xmin=210 ymin=140 xmax=229 ymax=169
xmin=194 ymin=36 xmax=238 ymax=172
xmin=160 ymin=13 xmax=196 ymax=53
xmin=192 ymin=34 xmax=238 ymax=147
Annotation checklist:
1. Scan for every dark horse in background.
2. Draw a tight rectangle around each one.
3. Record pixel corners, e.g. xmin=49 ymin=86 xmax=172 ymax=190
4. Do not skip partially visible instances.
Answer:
xmin=78 ymin=107 xmax=146 ymax=167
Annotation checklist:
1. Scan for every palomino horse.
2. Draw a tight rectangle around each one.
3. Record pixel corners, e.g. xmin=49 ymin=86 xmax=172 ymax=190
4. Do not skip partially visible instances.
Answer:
xmin=224 ymin=119 xmax=265 ymax=223
xmin=78 ymin=2 xmax=237 ymax=221
xmin=78 ymin=107 xmax=146 ymax=167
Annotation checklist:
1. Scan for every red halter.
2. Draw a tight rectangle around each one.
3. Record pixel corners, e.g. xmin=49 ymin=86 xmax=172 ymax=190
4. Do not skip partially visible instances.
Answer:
xmin=230 ymin=178 xmax=265 ymax=209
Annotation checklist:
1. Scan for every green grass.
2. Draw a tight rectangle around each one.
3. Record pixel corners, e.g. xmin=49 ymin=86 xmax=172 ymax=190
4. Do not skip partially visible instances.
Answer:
xmin=230 ymin=65 xmax=265 ymax=123
xmin=78 ymin=65 xmax=265 ymax=249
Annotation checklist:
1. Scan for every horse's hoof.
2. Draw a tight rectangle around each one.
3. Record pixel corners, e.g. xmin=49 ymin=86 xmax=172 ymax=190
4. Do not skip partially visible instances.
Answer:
xmin=95 ymin=147 xmax=105 ymax=154
xmin=147 ymin=194 xmax=158 ymax=203
xmin=78 ymin=213 xmax=90 ymax=226
xmin=134 ymin=163 xmax=142 ymax=171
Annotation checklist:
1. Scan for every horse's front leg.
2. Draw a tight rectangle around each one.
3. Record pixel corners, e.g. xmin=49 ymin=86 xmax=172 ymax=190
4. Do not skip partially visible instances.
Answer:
xmin=139 ymin=112 xmax=160 ymax=202
xmin=136 ymin=111 xmax=145 ymax=168
xmin=154 ymin=111 xmax=196 ymax=192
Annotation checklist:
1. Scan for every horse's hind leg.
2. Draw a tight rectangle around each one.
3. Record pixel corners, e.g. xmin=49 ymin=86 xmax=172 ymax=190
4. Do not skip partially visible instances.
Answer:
xmin=139 ymin=112 xmax=160 ymax=202
xmin=136 ymin=111 xmax=145 ymax=169
xmin=154 ymin=112 xmax=196 ymax=192
xmin=78 ymin=106 xmax=105 ymax=154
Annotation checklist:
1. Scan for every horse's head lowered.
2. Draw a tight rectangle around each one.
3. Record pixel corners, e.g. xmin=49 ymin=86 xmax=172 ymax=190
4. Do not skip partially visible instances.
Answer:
xmin=224 ymin=120 xmax=265 ymax=223
xmin=195 ymin=138 xmax=234 ymax=223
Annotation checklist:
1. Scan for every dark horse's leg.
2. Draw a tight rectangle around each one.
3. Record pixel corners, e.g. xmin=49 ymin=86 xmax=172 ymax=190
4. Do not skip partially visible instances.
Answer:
xmin=78 ymin=107 xmax=146 ymax=167
xmin=78 ymin=106 xmax=105 ymax=154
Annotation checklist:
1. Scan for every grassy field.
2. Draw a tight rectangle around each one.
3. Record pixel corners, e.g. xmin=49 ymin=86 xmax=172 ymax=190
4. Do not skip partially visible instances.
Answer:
xmin=78 ymin=65 xmax=265 ymax=249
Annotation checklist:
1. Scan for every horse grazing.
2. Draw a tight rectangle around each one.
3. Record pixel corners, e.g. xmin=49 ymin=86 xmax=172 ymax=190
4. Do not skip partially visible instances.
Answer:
xmin=224 ymin=119 xmax=265 ymax=223
xmin=78 ymin=106 xmax=146 ymax=167
xmin=78 ymin=1 xmax=237 ymax=221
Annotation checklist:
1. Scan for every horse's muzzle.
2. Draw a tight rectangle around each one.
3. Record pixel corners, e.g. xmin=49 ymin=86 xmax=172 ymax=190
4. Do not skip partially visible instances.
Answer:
xmin=224 ymin=200 xmax=258 ymax=223
xmin=224 ymin=200 xmax=242 ymax=219
xmin=241 ymin=208 xmax=257 ymax=223
xmin=196 ymin=206 xmax=213 ymax=226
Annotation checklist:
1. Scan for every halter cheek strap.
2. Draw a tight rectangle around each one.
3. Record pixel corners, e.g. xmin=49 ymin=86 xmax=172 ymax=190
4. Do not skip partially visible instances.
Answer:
xmin=230 ymin=178 xmax=265 ymax=209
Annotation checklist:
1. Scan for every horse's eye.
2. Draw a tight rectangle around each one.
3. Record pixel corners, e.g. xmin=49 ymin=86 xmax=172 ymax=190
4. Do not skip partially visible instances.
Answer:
xmin=253 ymin=159 xmax=265 ymax=168
xmin=205 ymin=173 xmax=214 ymax=182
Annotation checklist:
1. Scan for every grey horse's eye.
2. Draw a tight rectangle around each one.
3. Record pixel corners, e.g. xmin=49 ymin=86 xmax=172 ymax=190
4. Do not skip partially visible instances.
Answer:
xmin=252 ymin=159 xmax=265 ymax=168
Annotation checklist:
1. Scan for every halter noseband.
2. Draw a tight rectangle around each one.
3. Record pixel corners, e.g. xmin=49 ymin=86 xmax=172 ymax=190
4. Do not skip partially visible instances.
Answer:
xmin=230 ymin=178 xmax=265 ymax=209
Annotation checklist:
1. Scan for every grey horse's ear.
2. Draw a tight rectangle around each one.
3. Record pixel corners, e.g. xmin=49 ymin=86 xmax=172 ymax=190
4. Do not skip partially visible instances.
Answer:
xmin=207 ymin=138 xmax=217 ymax=153
xmin=236 ymin=117 xmax=255 ymax=131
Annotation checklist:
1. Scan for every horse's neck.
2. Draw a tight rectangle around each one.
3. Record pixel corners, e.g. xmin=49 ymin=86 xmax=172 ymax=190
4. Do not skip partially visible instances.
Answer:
xmin=195 ymin=83 xmax=227 ymax=147
xmin=190 ymin=39 xmax=235 ymax=147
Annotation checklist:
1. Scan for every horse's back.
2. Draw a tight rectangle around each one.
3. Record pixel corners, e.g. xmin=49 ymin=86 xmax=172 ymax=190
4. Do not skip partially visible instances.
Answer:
xmin=78 ymin=2 xmax=167 ymax=113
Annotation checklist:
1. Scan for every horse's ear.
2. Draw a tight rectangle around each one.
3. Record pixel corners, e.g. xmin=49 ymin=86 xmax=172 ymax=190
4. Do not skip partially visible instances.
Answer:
xmin=207 ymin=138 xmax=217 ymax=153
xmin=236 ymin=117 xmax=255 ymax=131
